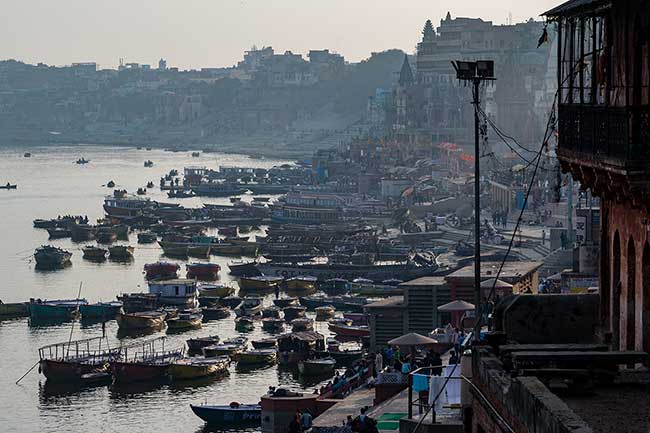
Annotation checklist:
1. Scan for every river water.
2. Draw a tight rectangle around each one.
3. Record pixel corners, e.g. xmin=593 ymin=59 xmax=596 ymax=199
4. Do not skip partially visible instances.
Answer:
xmin=0 ymin=145 xmax=330 ymax=433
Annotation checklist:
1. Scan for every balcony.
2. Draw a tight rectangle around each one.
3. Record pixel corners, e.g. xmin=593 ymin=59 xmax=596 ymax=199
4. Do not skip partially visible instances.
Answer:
xmin=558 ymin=104 xmax=650 ymax=202
xmin=558 ymin=104 xmax=650 ymax=169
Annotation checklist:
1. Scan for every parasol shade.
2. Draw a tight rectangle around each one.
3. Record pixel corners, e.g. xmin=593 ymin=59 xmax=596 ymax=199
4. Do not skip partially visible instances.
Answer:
xmin=437 ymin=300 xmax=475 ymax=312
xmin=387 ymin=332 xmax=438 ymax=346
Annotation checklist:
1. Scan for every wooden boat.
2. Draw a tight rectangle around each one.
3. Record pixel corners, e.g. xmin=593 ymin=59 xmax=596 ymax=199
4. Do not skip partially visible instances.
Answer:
xmin=169 ymin=356 xmax=229 ymax=380
xmin=227 ymin=261 xmax=260 ymax=277
xmin=291 ymin=317 xmax=313 ymax=332
xmin=285 ymin=276 xmax=317 ymax=291
xmin=34 ymin=246 xmax=72 ymax=269
xmin=144 ymin=262 xmax=180 ymax=280
xmin=234 ymin=297 xmax=263 ymax=317
xmin=218 ymin=226 xmax=238 ymax=237
xmin=38 ymin=337 xmax=121 ymax=382
xmin=96 ymin=228 xmax=117 ymax=244
xmin=261 ymin=317 xmax=285 ymax=331
xmin=70 ymin=224 xmax=96 ymax=242
xmin=117 ymin=293 xmax=160 ymax=312
xmin=238 ymin=275 xmax=283 ymax=291
xmin=137 ymin=232 xmax=158 ymax=243
xmin=316 ymin=349 xmax=364 ymax=365
xmin=219 ymin=295 xmax=243 ymax=308
xmin=144 ymin=160 xmax=154 ymax=167
xmin=298 ymin=357 xmax=336 ymax=375
xmin=47 ymin=228 xmax=71 ymax=239
xmin=235 ymin=316 xmax=255 ymax=331
xmin=320 ymin=278 xmax=350 ymax=293
xmin=238 ymin=349 xmax=277 ymax=366
xmin=277 ymin=331 xmax=326 ymax=365
xmin=166 ymin=311 xmax=203 ymax=331
xmin=187 ymin=263 xmax=221 ymax=280
xmin=29 ymin=298 xmax=86 ymax=321
xmin=202 ymin=337 xmax=248 ymax=358
xmin=201 ymin=304 xmax=230 ymax=320
xmin=111 ymin=339 xmax=184 ymax=384
xmin=76 ymin=158 xmax=90 ymax=164
xmin=273 ymin=297 xmax=299 ymax=308
xmin=282 ymin=305 xmax=307 ymax=321
xmin=252 ymin=337 xmax=278 ymax=349
xmin=187 ymin=335 xmax=220 ymax=353
xmin=210 ymin=243 xmax=258 ymax=257
xmin=167 ymin=189 xmax=195 ymax=198
xmin=0 ymin=301 xmax=29 ymax=318
xmin=261 ymin=306 xmax=281 ymax=319
xmin=328 ymin=323 xmax=370 ymax=337
xmin=116 ymin=310 xmax=166 ymax=330
xmin=197 ymin=283 xmax=233 ymax=297
xmin=315 ymin=305 xmax=336 ymax=320
xmin=82 ymin=245 xmax=108 ymax=261
xmin=79 ymin=301 xmax=123 ymax=320
xmin=108 ymin=245 xmax=134 ymax=260
xmin=190 ymin=403 xmax=261 ymax=425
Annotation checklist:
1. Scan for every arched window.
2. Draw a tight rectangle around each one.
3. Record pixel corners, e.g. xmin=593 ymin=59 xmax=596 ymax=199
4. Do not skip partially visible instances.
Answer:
xmin=627 ymin=237 xmax=637 ymax=351
xmin=643 ymin=242 xmax=650 ymax=352
xmin=612 ymin=230 xmax=621 ymax=348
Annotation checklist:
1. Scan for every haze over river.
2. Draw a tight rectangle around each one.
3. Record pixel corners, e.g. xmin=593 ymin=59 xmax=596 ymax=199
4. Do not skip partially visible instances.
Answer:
xmin=0 ymin=145 xmax=328 ymax=433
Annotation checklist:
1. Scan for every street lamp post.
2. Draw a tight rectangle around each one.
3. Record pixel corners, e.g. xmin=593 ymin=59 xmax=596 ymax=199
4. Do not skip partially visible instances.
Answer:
xmin=451 ymin=60 xmax=496 ymax=342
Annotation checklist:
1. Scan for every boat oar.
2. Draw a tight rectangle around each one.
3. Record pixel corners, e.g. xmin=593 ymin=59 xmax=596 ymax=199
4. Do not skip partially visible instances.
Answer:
xmin=16 ymin=360 xmax=39 ymax=385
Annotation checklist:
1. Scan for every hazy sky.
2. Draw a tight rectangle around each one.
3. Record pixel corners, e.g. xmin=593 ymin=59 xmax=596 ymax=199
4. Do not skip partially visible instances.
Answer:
xmin=0 ymin=0 xmax=559 ymax=70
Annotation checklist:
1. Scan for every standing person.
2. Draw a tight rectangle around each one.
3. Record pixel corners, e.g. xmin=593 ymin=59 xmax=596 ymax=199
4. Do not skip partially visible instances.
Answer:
xmin=374 ymin=351 xmax=383 ymax=376
xmin=301 ymin=409 xmax=313 ymax=431
xmin=288 ymin=412 xmax=303 ymax=433
xmin=541 ymin=229 xmax=546 ymax=245
xmin=430 ymin=351 xmax=443 ymax=376
xmin=385 ymin=346 xmax=393 ymax=365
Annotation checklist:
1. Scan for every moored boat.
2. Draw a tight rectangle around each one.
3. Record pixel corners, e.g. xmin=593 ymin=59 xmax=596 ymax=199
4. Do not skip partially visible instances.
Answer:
xmin=137 ymin=232 xmax=158 ymax=243
xmin=38 ymin=337 xmax=120 ymax=382
xmin=261 ymin=306 xmax=281 ymax=319
xmin=227 ymin=261 xmax=261 ymax=277
xmin=238 ymin=275 xmax=283 ymax=292
xmin=201 ymin=304 xmax=230 ymax=320
xmin=285 ymin=275 xmax=317 ymax=292
xmin=0 ymin=301 xmax=30 ymax=318
xmin=328 ymin=322 xmax=370 ymax=337
xmin=273 ymin=297 xmax=299 ymax=308
xmin=190 ymin=403 xmax=261 ymax=426
xmin=238 ymin=349 xmax=277 ymax=366
xmin=110 ymin=338 xmax=184 ymax=384
xmin=187 ymin=263 xmax=221 ymax=280
xmin=108 ymin=245 xmax=134 ymax=260
xmin=282 ymin=305 xmax=306 ymax=321
xmin=82 ymin=245 xmax=108 ymax=261
xmin=261 ymin=317 xmax=285 ymax=332
xmin=116 ymin=310 xmax=166 ymax=330
xmin=166 ymin=311 xmax=203 ymax=331
xmin=144 ymin=262 xmax=180 ymax=280
xmin=202 ymin=337 xmax=248 ymax=358
xmin=219 ymin=295 xmax=243 ymax=308
xmin=234 ymin=297 xmax=263 ymax=317
xmin=169 ymin=356 xmax=229 ymax=380
xmin=298 ymin=357 xmax=336 ymax=376
xmin=34 ymin=246 xmax=72 ymax=269
xmin=291 ymin=317 xmax=313 ymax=332
xmin=315 ymin=305 xmax=336 ymax=320
xmin=252 ymin=337 xmax=278 ymax=349
xmin=235 ymin=316 xmax=255 ymax=331
xmin=187 ymin=335 xmax=220 ymax=353
xmin=79 ymin=301 xmax=123 ymax=320
xmin=30 ymin=298 xmax=86 ymax=321
xmin=197 ymin=283 xmax=233 ymax=298
xmin=47 ymin=228 xmax=71 ymax=239
xmin=148 ymin=279 xmax=198 ymax=308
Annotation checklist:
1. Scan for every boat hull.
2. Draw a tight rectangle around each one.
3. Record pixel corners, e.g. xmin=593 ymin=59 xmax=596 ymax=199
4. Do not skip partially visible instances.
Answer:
xmin=190 ymin=404 xmax=261 ymax=425
xmin=40 ymin=359 xmax=107 ymax=382
xmin=169 ymin=360 xmax=227 ymax=380
xmin=111 ymin=361 xmax=169 ymax=383
xmin=0 ymin=302 xmax=29 ymax=318
xmin=116 ymin=312 xmax=166 ymax=330
xmin=30 ymin=303 xmax=80 ymax=321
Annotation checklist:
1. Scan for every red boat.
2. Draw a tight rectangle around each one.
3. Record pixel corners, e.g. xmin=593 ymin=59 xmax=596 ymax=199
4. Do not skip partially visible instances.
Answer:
xmin=328 ymin=323 xmax=370 ymax=337
xmin=186 ymin=263 xmax=220 ymax=280
xmin=144 ymin=262 xmax=180 ymax=280
xmin=38 ymin=337 xmax=121 ymax=382
xmin=110 ymin=337 xmax=184 ymax=384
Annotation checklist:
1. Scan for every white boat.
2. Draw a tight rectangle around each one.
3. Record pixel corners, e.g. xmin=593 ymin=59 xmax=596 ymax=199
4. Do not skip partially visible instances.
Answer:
xmin=148 ymin=279 xmax=198 ymax=308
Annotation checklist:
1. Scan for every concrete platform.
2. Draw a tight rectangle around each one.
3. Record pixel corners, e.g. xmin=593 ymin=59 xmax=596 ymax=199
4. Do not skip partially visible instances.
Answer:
xmin=312 ymin=388 xmax=375 ymax=429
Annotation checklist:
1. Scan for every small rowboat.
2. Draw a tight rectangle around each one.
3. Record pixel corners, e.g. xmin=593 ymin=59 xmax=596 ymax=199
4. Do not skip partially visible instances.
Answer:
xmin=234 ymin=297 xmax=263 ymax=317
xmin=82 ymin=246 xmax=108 ymax=261
xmin=315 ymin=306 xmax=336 ymax=320
xmin=261 ymin=307 xmax=281 ymax=319
xmin=285 ymin=276 xmax=317 ymax=291
xmin=298 ymin=357 xmax=336 ymax=376
xmin=187 ymin=263 xmax=221 ymax=280
xmin=328 ymin=323 xmax=370 ymax=337
xmin=201 ymin=304 xmax=230 ymax=320
xmin=108 ymin=245 xmax=134 ymax=261
xmin=219 ymin=295 xmax=242 ymax=308
xmin=30 ymin=298 xmax=86 ymax=321
xmin=283 ymin=305 xmax=307 ymax=321
xmin=190 ymin=403 xmax=261 ymax=426
xmin=198 ymin=283 xmax=233 ymax=298
xmin=47 ymin=228 xmax=71 ymax=239
xmin=79 ymin=302 xmax=123 ymax=320
xmin=238 ymin=276 xmax=283 ymax=291
xmin=291 ymin=317 xmax=313 ymax=332
xmin=0 ymin=184 xmax=17 ymax=190
xmin=252 ymin=337 xmax=278 ymax=349
xmin=235 ymin=316 xmax=255 ymax=331
xmin=116 ymin=310 xmax=166 ymax=330
xmin=187 ymin=335 xmax=220 ymax=353
xmin=166 ymin=311 xmax=203 ymax=331
xmin=273 ymin=297 xmax=299 ymax=308
xmin=238 ymin=349 xmax=277 ymax=366
xmin=202 ymin=337 xmax=248 ymax=358
xmin=169 ymin=356 xmax=229 ymax=380
xmin=261 ymin=317 xmax=284 ymax=332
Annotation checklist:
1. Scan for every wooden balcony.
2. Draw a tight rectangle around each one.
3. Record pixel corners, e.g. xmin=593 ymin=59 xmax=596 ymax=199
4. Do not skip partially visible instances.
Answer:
xmin=558 ymin=103 xmax=650 ymax=205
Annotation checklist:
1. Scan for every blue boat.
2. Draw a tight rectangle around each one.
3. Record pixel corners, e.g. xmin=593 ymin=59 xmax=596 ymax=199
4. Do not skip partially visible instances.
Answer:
xmin=29 ymin=299 xmax=87 ymax=321
xmin=79 ymin=301 xmax=123 ymax=320
xmin=190 ymin=403 xmax=261 ymax=425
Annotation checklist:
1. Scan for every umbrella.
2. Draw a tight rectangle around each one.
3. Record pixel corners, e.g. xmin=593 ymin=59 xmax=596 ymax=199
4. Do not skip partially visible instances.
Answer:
xmin=387 ymin=332 xmax=438 ymax=346
xmin=480 ymin=278 xmax=513 ymax=290
xmin=437 ymin=300 xmax=475 ymax=312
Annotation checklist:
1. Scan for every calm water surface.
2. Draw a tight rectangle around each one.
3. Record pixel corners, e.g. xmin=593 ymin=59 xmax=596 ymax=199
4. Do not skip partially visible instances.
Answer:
xmin=0 ymin=145 xmax=329 ymax=433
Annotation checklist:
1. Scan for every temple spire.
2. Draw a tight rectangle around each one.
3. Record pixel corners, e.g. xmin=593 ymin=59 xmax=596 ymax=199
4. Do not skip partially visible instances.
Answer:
xmin=422 ymin=19 xmax=435 ymax=41
xmin=398 ymin=54 xmax=414 ymax=87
